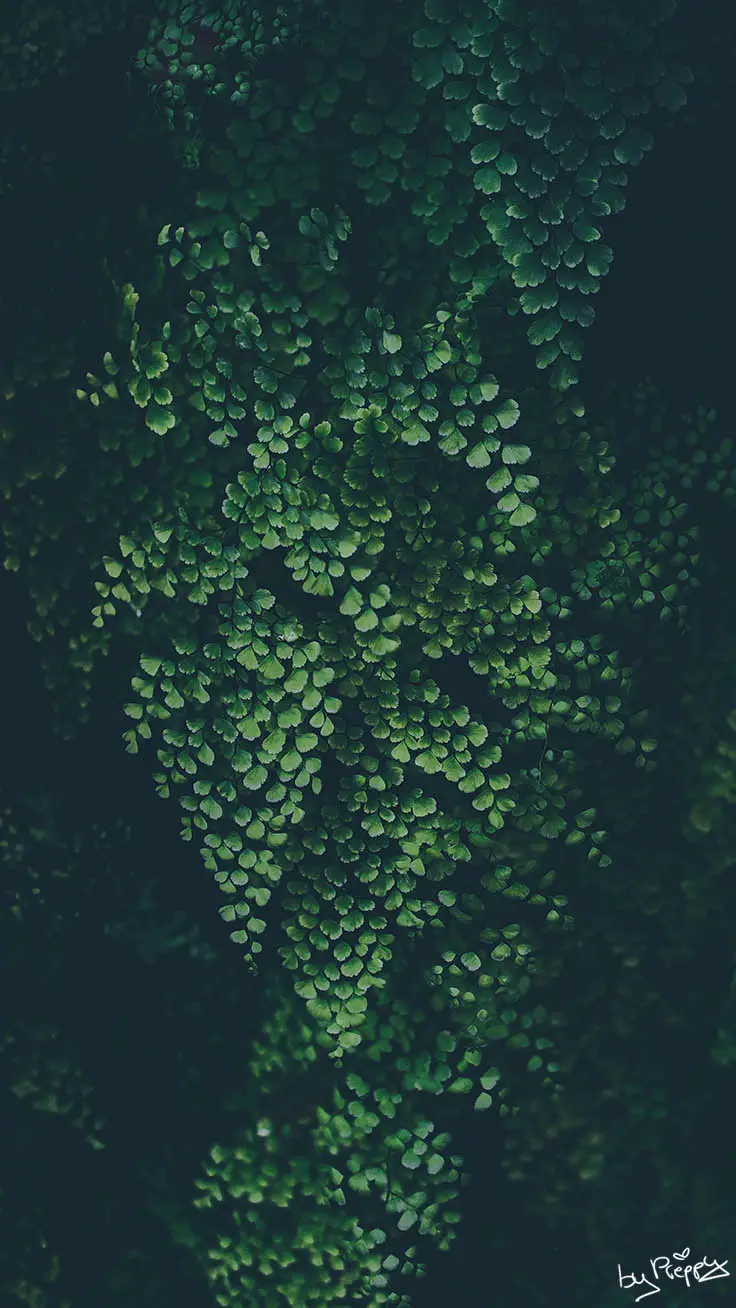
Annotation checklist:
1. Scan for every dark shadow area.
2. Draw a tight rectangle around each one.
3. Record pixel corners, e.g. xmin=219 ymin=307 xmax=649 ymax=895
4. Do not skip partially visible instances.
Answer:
xmin=1 ymin=1 xmax=734 ymax=1305
xmin=580 ymin=2 xmax=734 ymax=425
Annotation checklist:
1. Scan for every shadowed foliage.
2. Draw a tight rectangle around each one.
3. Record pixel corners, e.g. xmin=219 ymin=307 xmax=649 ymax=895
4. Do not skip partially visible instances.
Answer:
xmin=1 ymin=2 xmax=735 ymax=1306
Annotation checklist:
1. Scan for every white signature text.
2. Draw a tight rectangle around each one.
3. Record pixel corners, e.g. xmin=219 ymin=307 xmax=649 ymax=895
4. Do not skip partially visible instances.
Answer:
xmin=618 ymin=1248 xmax=729 ymax=1301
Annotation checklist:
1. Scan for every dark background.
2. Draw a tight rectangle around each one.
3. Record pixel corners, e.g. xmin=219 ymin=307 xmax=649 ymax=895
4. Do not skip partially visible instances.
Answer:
xmin=1 ymin=2 xmax=735 ymax=1306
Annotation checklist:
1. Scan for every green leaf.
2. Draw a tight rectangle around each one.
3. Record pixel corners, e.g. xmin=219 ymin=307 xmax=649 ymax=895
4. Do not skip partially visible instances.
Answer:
xmin=263 ymin=728 xmax=287 ymax=754
xmin=496 ymin=152 xmax=518 ymax=175
xmin=145 ymin=403 xmax=175 ymax=434
xmin=572 ymin=222 xmax=601 ymax=242
xmin=475 ymin=165 xmax=501 ymax=194
xmin=201 ymin=796 xmax=223 ymax=820
xmin=514 ymin=472 xmax=539 ymax=493
xmin=495 ymin=399 xmax=520 ymax=429
xmin=466 ymin=443 xmax=491 ymax=468
xmin=307 ymin=998 xmax=332 ymax=1021
xmin=509 ymin=503 xmax=537 ymax=527
xmin=401 ymin=1150 xmax=422 ymax=1170
xmin=309 ymin=509 xmax=340 ymax=531
xmin=397 ymin=1208 xmax=418 ymax=1231
xmin=460 ymin=951 xmax=482 ymax=971
xmin=474 ymin=1092 xmax=493 ymax=1110
xmin=402 ymin=422 xmax=431 ymax=445
xmin=501 ymin=443 xmax=531 ymax=464
xmin=585 ymin=245 xmax=613 ymax=277
xmin=341 ymin=957 xmax=363 ymax=977
xmin=382 ymin=331 xmax=403 ymax=354
xmin=471 ymin=103 xmax=507 ymax=129
xmin=355 ymin=608 xmax=379 ymax=632
xmin=261 ymin=655 xmax=285 ymax=680
xmin=448 ymin=1077 xmax=473 ymax=1093
xmin=477 ymin=377 xmax=499 ymax=401
xmin=243 ymin=765 xmax=268 ymax=789
xmin=339 ymin=1030 xmax=362 ymax=1049
xmin=339 ymin=587 xmax=363 ymax=616
xmin=486 ymin=466 xmax=512 ymax=492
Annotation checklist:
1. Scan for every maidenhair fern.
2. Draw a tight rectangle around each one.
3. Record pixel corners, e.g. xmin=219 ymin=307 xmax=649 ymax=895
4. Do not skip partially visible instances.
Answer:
xmin=1 ymin=1 xmax=732 ymax=1306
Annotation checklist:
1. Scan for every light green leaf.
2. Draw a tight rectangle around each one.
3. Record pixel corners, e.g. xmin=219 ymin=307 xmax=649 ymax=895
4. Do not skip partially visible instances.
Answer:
xmin=466 ymin=443 xmax=491 ymax=468
xmin=486 ymin=466 xmax=512 ymax=492
xmin=460 ymin=951 xmax=482 ymax=971
xmin=309 ymin=509 xmax=339 ymax=531
xmin=307 ymin=998 xmax=332 ymax=1021
xmin=514 ymin=472 xmax=539 ymax=493
xmin=495 ymin=399 xmax=520 ymax=429
xmin=339 ymin=587 xmax=363 ymax=617
xmin=339 ymin=1030 xmax=361 ymax=1048
xmin=402 ymin=422 xmax=431 ymax=445
xmin=509 ymin=503 xmax=537 ymax=527
xmin=477 ymin=377 xmax=500 ymax=401
xmin=243 ymin=765 xmax=268 ymax=789
xmin=261 ymin=655 xmax=285 ymax=680
xmin=448 ymin=1077 xmax=473 ymax=1093
xmin=263 ymin=729 xmax=287 ymax=754
xmin=501 ymin=443 xmax=531 ymax=464
xmin=201 ymin=796 xmax=223 ymax=820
